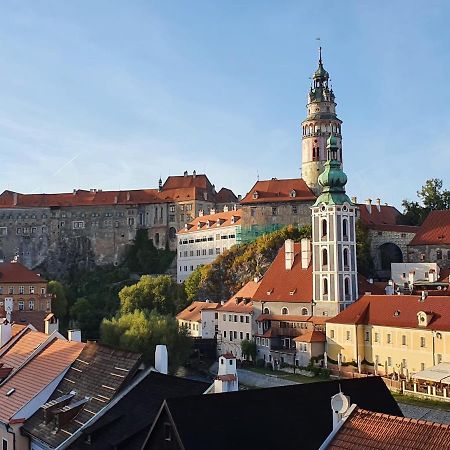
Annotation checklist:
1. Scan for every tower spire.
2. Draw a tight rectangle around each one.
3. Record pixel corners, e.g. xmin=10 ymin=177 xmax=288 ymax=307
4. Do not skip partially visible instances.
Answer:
xmin=319 ymin=45 xmax=322 ymax=65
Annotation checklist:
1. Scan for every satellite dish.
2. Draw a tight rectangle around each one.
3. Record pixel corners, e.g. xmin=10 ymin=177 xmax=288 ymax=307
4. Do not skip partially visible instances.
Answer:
xmin=331 ymin=392 xmax=350 ymax=414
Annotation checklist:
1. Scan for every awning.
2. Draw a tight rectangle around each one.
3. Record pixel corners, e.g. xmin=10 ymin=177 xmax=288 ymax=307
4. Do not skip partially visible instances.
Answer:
xmin=411 ymin=362 xmax=450 ymax=383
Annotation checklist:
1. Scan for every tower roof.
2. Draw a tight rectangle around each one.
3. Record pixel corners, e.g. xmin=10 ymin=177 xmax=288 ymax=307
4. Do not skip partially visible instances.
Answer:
xmin=314 ymin=135 xmax=352 ymax=206
xmin=313 ymin=47 xmax=329 ymax=79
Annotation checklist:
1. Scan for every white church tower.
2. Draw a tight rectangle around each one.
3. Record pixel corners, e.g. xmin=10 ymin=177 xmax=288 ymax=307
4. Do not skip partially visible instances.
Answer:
xmin=311 ymin=135 xmax=358 ymax=317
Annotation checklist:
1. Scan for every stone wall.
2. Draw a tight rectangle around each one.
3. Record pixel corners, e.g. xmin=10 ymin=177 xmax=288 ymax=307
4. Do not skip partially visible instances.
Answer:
xmin=408 ymin=244 xmax=450 ymax=269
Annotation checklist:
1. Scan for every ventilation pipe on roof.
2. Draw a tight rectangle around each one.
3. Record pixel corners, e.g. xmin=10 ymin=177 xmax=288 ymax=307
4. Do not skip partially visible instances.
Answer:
xmin=375 ymin=198 xmax=381 ymax=212
xmin=193 ymin=170 xmax=196 ymax=178
xmin=285 ymin=239 xmax=295 ymax=271
xmin=184 ymin=171 xmax=188 ymax=177
xmin=0 ymin=319 xmax=11 ymax=347
xmin=126 ymin=192 xmax=131 ymax=202
xmin=301 ymin=238 xmax=312 ymax=270
xmin=155 ymin=345 xmax=168 ymax=375
xmin=68 ymin=329 xmax=82 ymax=342
xmin=72 ymin=189 xmax=77 ymax=195
xmin=365 ymin=199 xmax=372 ymax=214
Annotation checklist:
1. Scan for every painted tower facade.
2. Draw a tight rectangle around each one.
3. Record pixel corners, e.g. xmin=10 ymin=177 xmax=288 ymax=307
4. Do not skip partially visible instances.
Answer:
xmin=312 ymin=136 xmax=358 ymax=317
xmin=301 ymin=48 xmax=343 ymax=194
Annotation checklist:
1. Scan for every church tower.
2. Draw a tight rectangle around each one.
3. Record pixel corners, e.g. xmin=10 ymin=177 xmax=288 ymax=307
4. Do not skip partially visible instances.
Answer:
xmin=301 ymin=48 xmax=343 ymax=194
xmin=311 ymin=135 xmax=358 ymax=317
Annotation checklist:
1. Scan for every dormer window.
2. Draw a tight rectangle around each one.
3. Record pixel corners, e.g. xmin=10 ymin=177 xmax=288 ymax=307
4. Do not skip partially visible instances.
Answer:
xmin=289 ymin=288 xmax=297 ymax=296
xmin=417 ymin=311 xmax=433 ymax=327
xmin=266 ymin=288 xmax=273 ymax=295
xmin=290 ymin=189 xmax=296 ymax=198
xmin=206 ymin=220 xmax=211 ymax=228
xmin=231 ymin=216 xmax=235 ymax=224
xmin=253 ymin=191 xmax=259 ymax=200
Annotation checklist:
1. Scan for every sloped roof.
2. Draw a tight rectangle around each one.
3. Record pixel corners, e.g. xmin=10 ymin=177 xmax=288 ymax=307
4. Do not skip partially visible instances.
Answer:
xmin=162 ymin=174 xmax=212 ymax=191
xmin=215 ymin=187 xmax=238 ymax=204
xmin=253 ymin=243 xmax=313 ymax=303
xmin=23 ymin=342 xmax=142 ymax=448
xmin=11 ymin=311 xmax=48 ymax=332
xmin=328 ymin=407 xmax=450 ymax=450
xmin=409 ymin=210 xmax=450 ymax=246
xmin=357 ymin=203 xmax=418 ymax=233
xmin=176 ymin=301 xmax=220 ymax=322
xmin=0 ymin=337 xmax=84 ymax=423
xmin=178 ymin=209 xmax=242 ymax=234
xmin=0 ymin=262 xmax=46 ymax=283
xmin=65 ymin=370 xmax=209 ymax=450
xmin=142 ymin=377 xmax=402 ymax=450
xmin=294 ymin=330 xmax=326 ymax=343
xmin=327 ymin=294 xmax=450 ymax=331
xmin=218 ymin=280 xmax=260 ymax=313
xmin=240 ymin=178 xmax=316 ymax=204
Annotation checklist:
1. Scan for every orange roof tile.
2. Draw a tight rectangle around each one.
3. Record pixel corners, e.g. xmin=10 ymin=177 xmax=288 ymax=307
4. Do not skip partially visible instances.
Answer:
xmin=176 ymin=301 xmax=220 ymax=323
xmin=409 ymin=210 xmax=450 ymax=246
xmin=215 ymin=188 xmax=238 ymax=204
xmin=240 ymin=178 xmax=316 ymax=204
xmin=0 ymin=338 xmax=84 ymax=423
xmin=357 ymin=203 xmax=402 ymax=226
xmin=256 ymin=314 xmax=326 ymax=325
xmin=218 ymin=280 xmax=260 ymax=313
xmin=215 ymin=374 xmax=237 ymax=382
xmin=178 ymin=209 xmax=242 ymax=234
xmin=327 ymin=294 xmax=450 ymax=331
xmin=328 ymin=407 xmax=450 ymax=449
xmin=293 ymin=330 xmax=326 ymax=343
xmin=0 ymin=262 xmax=46 ymax=283
xmin=11 ymin=324 xmax=26 ymax=338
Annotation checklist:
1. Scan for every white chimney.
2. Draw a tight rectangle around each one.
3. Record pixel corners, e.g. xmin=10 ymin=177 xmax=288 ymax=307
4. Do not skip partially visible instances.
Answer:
xmin=0 ymin=319 xmax=12 ymax=347
xmin=223 ymin=205 xmax=229 ymax=212
xmin=365 ymin=199 xmax=372 ymax=214
xmin=12 ymin=192 xmax=18 ymax=206
xmin=68 ymin=329 xmax=82 ymax=342
xmin=375 ymin=198 xmax=381 ymax=212
xmin=301 ymin=238 xmax=312 ymax=269
xmin=44 ymin=314 xmax=59 ymax=335
xmin=155 ymin=344 xmax=168 ymax=374
xmin=285 ymin=240 xmax=295 ymax=271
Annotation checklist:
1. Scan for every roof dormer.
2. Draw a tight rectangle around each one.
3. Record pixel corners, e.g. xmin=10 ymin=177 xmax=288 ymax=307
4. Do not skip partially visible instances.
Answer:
xmin=417 ymin=311 xmax=433 ymax=327
xmin=290 ymin=189 xmax=297 ymax=198
xmin=253 ymin=191 xmax=259 ymax=200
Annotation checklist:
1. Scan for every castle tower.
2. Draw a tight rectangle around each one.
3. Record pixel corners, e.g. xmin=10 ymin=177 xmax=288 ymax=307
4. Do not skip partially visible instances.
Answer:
xmin=311 ymin=135 xmax=358 ymax=317
xmin=301 ymin=48 xmax=343 ymax=194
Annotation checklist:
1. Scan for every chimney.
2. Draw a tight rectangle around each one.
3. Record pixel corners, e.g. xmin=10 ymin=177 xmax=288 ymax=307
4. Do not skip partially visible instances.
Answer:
xmin=158 ymin=178 xmax=162 ymax=192
xmin=72 ymin=189 xmax=77 ymax=195
xmin=193 ymin=170 xmax=196 ymax=178
xmin=155 ymin=345 xmax=168 ymax=374
xmin=12 ymin=192 xmax=18 ymax=206
xmin=285 ymin=240 xmax=295 ymax=271
xmin=184 ymin=171 xmax=188 ymax=177
xmin=198 ymin=209 xmax=204 ymax=217
xmin=330 ymin=392 xmax=351 ymax=431
xmin=68 ymin=329 xmax=81 ymax=342
xmin=351 ymin=196 xmax=357 ymax=204
xmin=223 ymin=205 xmax=229 ymax=212
xmin=238 ymin=194 xmax=242 ymax=201
xmin=210 ymin=208 xmax=216 ymax=215
xmin=365 ymin=199 xmax=372 ymax=214
xmin=126 ymin=192 xmax=131 ymax=201
xmin=0 ymin=319 xmax=11 ymax=347
xmin=44 ymin=314 xmax=59 ymax=335
xmin=375 ymin=198 xmax=381 ymax=212
xmin=301 ymin=238 xmax=312 ymax=269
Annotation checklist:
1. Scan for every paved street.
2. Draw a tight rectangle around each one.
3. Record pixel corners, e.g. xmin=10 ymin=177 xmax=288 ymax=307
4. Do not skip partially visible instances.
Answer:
xmin=398 ymin=403 xmax=450 ymax=424
xmin=237 ymin=368 xmax=298 ymax=388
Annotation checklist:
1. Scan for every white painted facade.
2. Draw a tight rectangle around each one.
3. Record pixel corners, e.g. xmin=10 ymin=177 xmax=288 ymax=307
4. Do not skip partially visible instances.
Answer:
xmin=218 ymin=310 xmax=252 ymax=359
xmin=391 ymin=262 xmax=440 ymax=287
xmin=201 ymin=309 xmax=219 ymax=339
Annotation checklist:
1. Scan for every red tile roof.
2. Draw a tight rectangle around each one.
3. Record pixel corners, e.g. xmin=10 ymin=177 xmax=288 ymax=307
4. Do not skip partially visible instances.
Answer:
xmin=176 ymin=301 xmax=220 ymax=323
xmin=409 ymin=210 xmax=450 ymax=246
xmin=293 ymin=330 xmax=326 ymax=343
xmin=215 ymin=188 xmax=238 ymax=204
xmin=218 ymin=280 xmax=260 ymax=313
xmin=162 ymin=174 xmax=212 ymax=191
xmin=178 ymin=209 xmax=242 ymax=234
xmin=0 ymin=262 xmax=46 ymax=283
xmin=11 ymin=311 xmax=48 ymax=332
xmin=215 ymin=374 xmax=236 ymax=382
xmin=358 ymin=203 xmax=419 ymax=233
xmin=256 ymin=314 xmax=327 ymax=326
xmin=328 ymin=407 xmax=450 ymax=449
xmin=327 ymin=294 xmax=450 ymax=331
xmin=240 ymin=178 xmax=316 ymax=204
xmin=0 ymin=338 xmax=84 ymax=423
xmin=253 ymin=243 xmax=313 ymax=303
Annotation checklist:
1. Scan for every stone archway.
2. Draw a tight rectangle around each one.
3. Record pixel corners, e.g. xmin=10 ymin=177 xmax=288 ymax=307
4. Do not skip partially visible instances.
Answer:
xmin=377 ymin=243 xmax=403 ymax=278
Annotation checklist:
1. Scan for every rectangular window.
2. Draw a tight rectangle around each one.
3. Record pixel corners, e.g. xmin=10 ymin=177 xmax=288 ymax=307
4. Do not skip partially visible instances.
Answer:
xmin=256 ymin=337 xmax=260 ymax=345
xmin=387 ymin=334 xmax=392 ymax=344
xmin=240 ymin=332 xmax=243 ymax=340
xmin=246 ymin=333 xmax=250 ymax=340
xmin=234 ymin=331 xmax=237 ymax=339
xmin=18 ymin=301 xmax=24 ymax=311
xmin=41 ymin=287 xmax=46 ymax=294
xmin=8 ymin=287 xmax=13 ymax=295
xmin=2 ymin=438 xmax=7 ymax=450
xmin=29 ymin=300 xmax=34 ymax=311
xmin=402 ymin=335 xmax=406 ymax=346
xmin=223 ymin=314 xmax=226 ymax=321
xmin=240 ymin=316 xmax=244 ymax=323
xmin=223 ymin=331 xmax=227 ymax=338
xmin=250 ymin=208 xmax=256 ymax=217
xmin=272 ymin=207 xmax=277 ymax=216
xmin=72 ymin=221 xmax=85 ymax=229
xmin=19 ymin=286 xmax=24 ymax=294
xmin=346 ymin=331 xmax=351 ymax=341
xmin=374 ymin=333 xmax=379 ymax=343
xmin=216 ymin=248 xmax=220 ymax=254
xmin=234 ymin=315 xmax=237 ymax=322
xmin=228 ymin=315 xmax=232 ymax=321
xmin=245 ymin=316 xmax=249 ymax=323
xmin=387 ymin=357 xmax=392 ymax=366
xmin=420 ymin=337 xmax=426 ymax=348
xmin=364 ymin=331 xmax=370 ymax=342
xmin=330 ymin=329 xmax=335 ymax=339
xmin=208 ymin=248 xmax=213 ymax=255
xmin=421 ymin=363 xmax=425 ymax=371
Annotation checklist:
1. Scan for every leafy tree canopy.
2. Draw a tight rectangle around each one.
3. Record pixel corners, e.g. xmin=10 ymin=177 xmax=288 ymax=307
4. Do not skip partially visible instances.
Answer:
xmin=48 ymin=280 xmax=68 ymax=320
xmin=100 ymin=310 xmax=191 ymax=371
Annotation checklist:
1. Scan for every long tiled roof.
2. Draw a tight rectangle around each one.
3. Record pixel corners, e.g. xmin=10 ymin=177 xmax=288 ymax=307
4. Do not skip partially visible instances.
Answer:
xmin=409 ymin=210 xmax=450 ymax=246
xmin=357 ymin=203 xmax=419 ymax=233
xmin=0 ymin=337 xmax=84 ymax=423
xmin=256 ymin=314 xmax=327 ymax=325
xmin=240 ymin=178 xmax=316 ymax=204
xmin=176 ymin=301 xmax=220 ymax=323
xmin=178 ymin=209 xmax=242 ymax=234
xmin=0 ymin=262 xmax=46 ymax=283
xmin=218 ymin=280 xmax=260 ymax=313
xmin=328 ymin=407 xmax=450 ymax=449
xmin=327 ymin=294 xmax=450 ymax=331
xmin=23 ymin=342 xmax=141 ymax=448
xmin=293 ymin=330 xmax=326 ymax=343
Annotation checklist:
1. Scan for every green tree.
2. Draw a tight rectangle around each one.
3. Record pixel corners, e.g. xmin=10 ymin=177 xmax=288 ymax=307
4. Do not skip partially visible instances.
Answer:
xmin=100 ymin=310 xmax=191 ymax=371
xmin=48 ymin=280 xmax=68 ymax=320
xmin=355 ymin=220 xmax=375 ymax=278
xmin=184 ymin=265 xmax=209 ymax=302
xmin=119 ymin=274 xmax=187 ymax=315
xmin=402 ymin=178 xmax=449 ymax=225
xmin=241 ymin=339 xmax=257 ymax=362
xmin=70 ymin=297 xmax=104 ymax=339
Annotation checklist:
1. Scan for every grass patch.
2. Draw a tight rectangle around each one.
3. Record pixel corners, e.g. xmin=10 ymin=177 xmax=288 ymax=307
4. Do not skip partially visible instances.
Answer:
xmin=244 ymin=366 xmax=325 ymax=384
xmin=393 ymin=392 xmax=450 ymax=412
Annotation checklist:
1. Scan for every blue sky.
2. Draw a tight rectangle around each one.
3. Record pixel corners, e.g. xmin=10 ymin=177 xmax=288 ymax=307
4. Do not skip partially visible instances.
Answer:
xmin=0 ymin=1 xmax=448 ymax=208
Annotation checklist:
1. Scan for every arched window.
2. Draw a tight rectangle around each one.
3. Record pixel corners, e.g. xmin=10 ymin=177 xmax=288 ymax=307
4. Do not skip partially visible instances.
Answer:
xmin=323 ymin=278 xmax=329 ymax=296
xmin=322 ymin=219 xmax=327 ymax=237
xmin=301 ymin=308 xmax=308 ymax=316
xmin=155 ymin=233 xmax=160 ymax=246
xmin=343 ymin=248 xmax=349 ymax=268
xmin=344 ymin=278 xmax=350 ymax=296
xmin=281 ymin=307 xmax=289 ymax=315
xmin=169 ymin=227 xmax=176 ymax=239
xmin=263 ymin=307 xmax=270 ymax=315
xmin=322 ymin=248 xmax=328 ymax=267
xmin=342 ymin=218 xmax=348 ymax=237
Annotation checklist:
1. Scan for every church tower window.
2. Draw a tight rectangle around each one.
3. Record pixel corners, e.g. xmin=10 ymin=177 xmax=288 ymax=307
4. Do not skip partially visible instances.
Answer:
xmin=323 ymin=278 xmax=329 ymax=296
xmin=342 ymin=218 xmax=348 ymax=237
xmin=322 ymin=248 xmax=328 ymax=267
xmin=343 ymin=248 xmax=349 ymax=268
xmin=322 ymin=219 xmax=328 ymax=237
